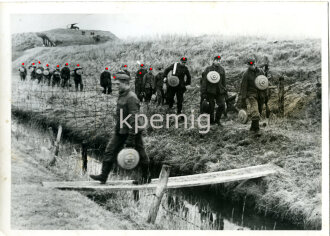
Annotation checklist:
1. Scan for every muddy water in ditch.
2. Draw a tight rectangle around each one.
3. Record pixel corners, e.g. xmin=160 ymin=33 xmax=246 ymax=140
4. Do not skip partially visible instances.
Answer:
xmin=12 ymin=118 xmax=302 ymax=230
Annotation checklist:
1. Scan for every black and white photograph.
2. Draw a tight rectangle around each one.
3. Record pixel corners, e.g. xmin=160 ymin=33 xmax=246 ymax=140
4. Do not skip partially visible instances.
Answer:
xmin=0 ymin=0 xmax=329 ymax=234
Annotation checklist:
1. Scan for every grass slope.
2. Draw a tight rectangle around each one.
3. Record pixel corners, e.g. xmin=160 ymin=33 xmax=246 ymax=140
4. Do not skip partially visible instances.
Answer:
xmin=11 ymin=35 xmax=322 ymax=229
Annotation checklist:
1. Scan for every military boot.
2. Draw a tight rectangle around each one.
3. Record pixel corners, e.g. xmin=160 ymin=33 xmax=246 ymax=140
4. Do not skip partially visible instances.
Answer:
xmin=90 ymin=161 xmax=112 ymax=184
xmin=249 ymin=120 xmax=260 ymax=132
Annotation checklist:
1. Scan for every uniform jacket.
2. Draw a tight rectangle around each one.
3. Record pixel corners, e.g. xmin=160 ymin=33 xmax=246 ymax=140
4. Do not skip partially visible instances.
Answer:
xmin=240 ymin=67 xmax=265 ymax=99
xmin=53 ymin=69 xmax=61 ymax=79
xmin=19 ymin=66 xmax=27 ymax=76
xmin=115 ymin=89 xmax=143 ymax=135
xmin=73 ymin=69 xmax=82 ymax=80
xmin=100 ymin=71 xmax=111 ymax=87
xmin=142 ymin=72 xmax=155 ymax=90
xmin=61 ymin=66 xmax=71 ymax=79
xmin=163 ymin=63 xmax=191 ymax=90
xmin=154 ymin=72 xmax=164 ymax=89
xmin=201 ymin=64 xmax=226 ymax=97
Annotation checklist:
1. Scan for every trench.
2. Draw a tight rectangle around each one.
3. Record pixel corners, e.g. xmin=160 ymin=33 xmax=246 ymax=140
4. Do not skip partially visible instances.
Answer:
xmin=11 ymin=117 xmax=304 ymax=230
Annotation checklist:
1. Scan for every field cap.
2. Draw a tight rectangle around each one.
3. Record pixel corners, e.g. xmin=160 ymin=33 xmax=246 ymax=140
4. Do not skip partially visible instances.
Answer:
xmin=246 ymin=58 xmax=255 ymax=65
xmin=180 ymin=57 xmax=187 ymax=62
xmin=115 ymin=72 xmax=130 ymax=82
xmin=65 ymin=63 xmax=69 ymax=66
xmin=22 ymin=63 xmax=24 ymax=65
xmin=214 ymin=55 xmax=221 ymax=60
xmin=56 ymin=65 xmax=60 ymax=68
xmin=105 ymin=67 xmax=109 ymax=70
xmin=140 ymin=64 xmax=144 ymax=67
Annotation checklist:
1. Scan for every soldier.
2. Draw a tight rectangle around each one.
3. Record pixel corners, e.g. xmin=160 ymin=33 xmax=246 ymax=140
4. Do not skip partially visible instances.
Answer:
xmin=52 ymin=65 xmax=61 ymax=87
xmin=163 ymin=57 xmax=191 ymax=114
xmin=18 ymin=63 xmax=27 ymax=81
xmin=90 ymin=72 xmax=150 ymax=185
xmin=43 ymin=64 xmax=53 ymax=86
xmin=154 ymin=66 xmax=165 ymax=106
xmin=29 ymin=62 xmax=37 ymax=81
xmin=201 ymin=55 xmax=227 ymax=126
xmin=36 ymin=61 xmax=44 ymax=84
xmin=61 ymin=62 xmax=71 ymax=88
xmin=239 ymin=58 xmax=266 ymax=132
xmin=142 ymin=67 xmax=155 ymax=103
xmin=72 ymin=64 xmax=83 ymax=91
xmin=100 ymin=67 xmax=112 ymax=94
xmin=135 ymin=63 xmax=148 ymax=101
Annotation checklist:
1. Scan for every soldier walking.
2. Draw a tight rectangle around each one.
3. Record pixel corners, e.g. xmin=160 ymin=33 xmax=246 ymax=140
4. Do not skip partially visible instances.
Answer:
xmin=201 ymin=55 xmax=227 ymax=126
xmin=72 ymin=64 xmax=83 ymax=91
xmin=163 ymin=57 xmax=191 ymax=114
xmin=239 ymin=58 xmax=267 ymax=132
xmin=29 ymin=63 xmax=37 ymax=81
xmin=36 ymin=61 xmax=44 ymax=84
xmin=52 ymin=65 xmax=61 ymax=87
xmin=18 ymin=63 xmax=27 ymax=81
xmin=43 ymin=64 xmax=53 ymax=86
xmin=90 ymin=72 xmax=150 ymax=185
xmin=100 ymin=67 xmax=112 ymax=94
xmin=142 ymin=67 xmax=155 ymax=103
xmin=61 ymin=62 xmax=71 ymax=88
xmin=154 ymin=66 xmax=165 ymax=106
xmin=135 ymin=63 xmax=148 ymax=101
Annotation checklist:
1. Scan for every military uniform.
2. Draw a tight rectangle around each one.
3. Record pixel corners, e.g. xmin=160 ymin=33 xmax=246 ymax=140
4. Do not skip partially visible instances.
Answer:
xmin=43 ymin=67 xmax=53 ymax=86
xmin=90 ymin=73 xmax=150 ymax=184
xmin=73 ymin=68 xmax=83 ymax=91
xmin=18 ymin=66 xmax=27 ymax=81
xmin=36 ymin=65 xmax=44 ymax=84
xmin=163 ymin=60 xmax=191 ymax=114
xmin=201 ymin=63 xmax=226 ymax=124
xmin=154 ymin=71 xmax=165 ymax=105
xmin=100 ymin=70 xmax=112 ymax=94
xmin=29 ymin=65 xmax=37 ymax=81
xmin=142 ymin=71 xmax=155 ymax=102
xmin=239 ymin=60 xmax=266 ymax=131
xmin=61 ymin=65 xmax=71 ymax=88
xmin=135 ymin=68 xmax=148 ymax=101
xmin=52 ymin=68 xmax=61 ymax=87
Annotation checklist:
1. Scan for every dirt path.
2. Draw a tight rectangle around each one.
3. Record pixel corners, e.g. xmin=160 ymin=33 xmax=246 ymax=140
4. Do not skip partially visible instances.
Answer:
xmin=11 ymin=139 xmax=145 ymax=230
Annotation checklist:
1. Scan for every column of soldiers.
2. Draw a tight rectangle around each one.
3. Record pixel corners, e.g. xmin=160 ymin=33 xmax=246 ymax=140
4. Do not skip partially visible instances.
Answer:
xmin=20 ymin=61 xmax=84 ymax=91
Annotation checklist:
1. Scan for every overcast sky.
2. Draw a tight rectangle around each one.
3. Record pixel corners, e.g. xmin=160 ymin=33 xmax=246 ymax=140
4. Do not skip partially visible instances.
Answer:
xmin=10 ymin=2 xmax=326 ymax=39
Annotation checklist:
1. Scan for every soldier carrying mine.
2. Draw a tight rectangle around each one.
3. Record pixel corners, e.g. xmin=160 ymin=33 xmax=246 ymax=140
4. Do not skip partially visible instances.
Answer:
xmin=36 ymin=61 xmax=44 ymax=84
xmin=163 ymin=57 xmax=191 ymax=114
xmin=201 ymin=55 xmax=227 ymax=126
xmin=18 ymin=63 xmax=27 ymax=81
xmin=43 ymin=64 xmax=53 ymax=86
xmin=90 ymin=72 xmax=150 ymax=185
xmin=52 ymin=65 xmax=61 ymax=87
xmin=72 ymin=64 xmax=83 ymax=92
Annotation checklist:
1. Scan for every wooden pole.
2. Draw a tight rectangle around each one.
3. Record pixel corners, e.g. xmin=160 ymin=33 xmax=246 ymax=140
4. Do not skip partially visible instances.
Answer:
xmin=49 ymin=125 xmax=62 ymax=166
xmin=278 ymin=76 xmax=284 ymax=117
xmin=81 ymin=141 xmax=88 ymax=173
xmin=147 ymin=165 xmax=170 ymax=224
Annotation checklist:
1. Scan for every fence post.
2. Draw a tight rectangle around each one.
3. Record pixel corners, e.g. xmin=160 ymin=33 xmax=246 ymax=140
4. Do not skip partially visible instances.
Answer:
xmin=147 ymin=165 xmax=171 ymax=224
xmin=49 ymin=125 xmax=62 ymax=166
xmin=82 ymin=141 xmax=88 ymax=173
xmin=278 ymin=76 xmax=284 ymax=117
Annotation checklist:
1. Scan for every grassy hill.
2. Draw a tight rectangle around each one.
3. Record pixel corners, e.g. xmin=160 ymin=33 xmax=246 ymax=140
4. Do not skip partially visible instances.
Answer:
xmin=11 ymin=34 xmax=322 ymax=229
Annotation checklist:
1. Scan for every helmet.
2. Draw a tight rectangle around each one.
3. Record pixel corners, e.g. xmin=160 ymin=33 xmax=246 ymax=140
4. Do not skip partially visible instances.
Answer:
xmin=201 ymin=100 xmax=211 ymax=114
xmin=238 ymin=109 xmax=248 ymax=124
xmin=117 ymin=148 xmax=140 ymax=170
xmin=255 ymin=75 xmax=269 ymax=90
xmin=206 ymin=71 xmax=220 ymax=84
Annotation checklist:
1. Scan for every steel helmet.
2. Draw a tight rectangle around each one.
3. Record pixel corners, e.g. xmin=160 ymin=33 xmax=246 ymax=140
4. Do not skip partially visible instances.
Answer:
xmin=238 ymin=109 xmax=248 ymax=124
xmin=255 ymin=75 xmax=269 ymax=90
xmin=206 ymin=71 xmax=220 ymax=84
xmin=117 ymin=148 xmax=140 ymax=170
xmin=201 ymin=100 xmax=211 ymax=114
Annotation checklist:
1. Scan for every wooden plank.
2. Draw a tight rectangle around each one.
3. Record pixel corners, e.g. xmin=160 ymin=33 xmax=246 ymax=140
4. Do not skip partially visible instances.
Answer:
xmin=42 ymin=164 xmax=279 ymax=191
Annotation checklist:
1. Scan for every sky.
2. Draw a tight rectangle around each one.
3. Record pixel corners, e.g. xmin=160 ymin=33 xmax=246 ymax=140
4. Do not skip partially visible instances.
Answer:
xmin=10 ymin=2 xmax=326 ymax=39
